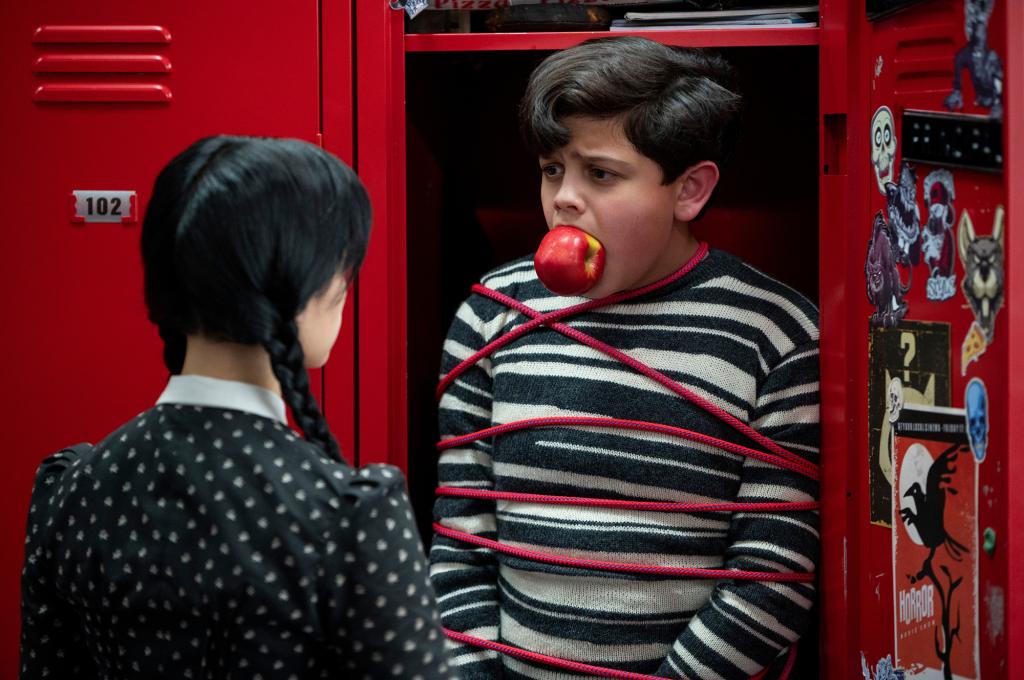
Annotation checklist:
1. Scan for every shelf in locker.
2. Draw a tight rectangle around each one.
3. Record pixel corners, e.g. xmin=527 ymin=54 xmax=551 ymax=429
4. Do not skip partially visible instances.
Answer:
xmin=405 ymin=27 xmax=819 ymax=52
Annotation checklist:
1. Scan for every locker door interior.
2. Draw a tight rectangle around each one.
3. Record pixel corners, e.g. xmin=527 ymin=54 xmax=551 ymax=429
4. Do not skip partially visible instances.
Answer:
xmin=853 ymin=1 xmax=1009 ymax=678
xmin=0 ymin=2 xmax=334 ymax=670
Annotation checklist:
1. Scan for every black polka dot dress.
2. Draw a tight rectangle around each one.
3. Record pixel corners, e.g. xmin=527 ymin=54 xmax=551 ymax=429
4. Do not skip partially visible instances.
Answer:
xmin=20 ymin=376 xmax=459 ymax=679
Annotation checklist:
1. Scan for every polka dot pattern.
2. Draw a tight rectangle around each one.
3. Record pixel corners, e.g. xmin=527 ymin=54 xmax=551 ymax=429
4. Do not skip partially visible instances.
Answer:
xmin=21 ymin=404 xmax=460 ymax=679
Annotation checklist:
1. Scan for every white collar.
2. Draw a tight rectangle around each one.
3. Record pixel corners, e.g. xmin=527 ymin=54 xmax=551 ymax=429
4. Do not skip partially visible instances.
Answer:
xmin=156 ymin=375 xmax=288 ymax=425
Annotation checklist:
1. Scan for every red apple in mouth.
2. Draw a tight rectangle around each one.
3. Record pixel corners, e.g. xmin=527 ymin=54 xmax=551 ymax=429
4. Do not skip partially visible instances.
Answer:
xmin=534 ymin=225 xmax=606 ymax=296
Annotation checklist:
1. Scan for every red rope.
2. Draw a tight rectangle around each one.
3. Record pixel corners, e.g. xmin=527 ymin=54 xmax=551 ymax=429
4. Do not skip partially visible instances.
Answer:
xmin=436 ymin=242 xmax=709 ymax=401
xmin=443 ymin=629 xmax=798 ymax=680
xmin=433 ymin=522 xmax=814 ymax=583
xmin=435 ymin=244 xmax=815 ymax=678
xmin=469 ymin=284 xmax=813 ymax=473
xmin=436 ymin=486 xmax=820 ymax=513
xmin=437 ymin=416 xmax=819 ymax=481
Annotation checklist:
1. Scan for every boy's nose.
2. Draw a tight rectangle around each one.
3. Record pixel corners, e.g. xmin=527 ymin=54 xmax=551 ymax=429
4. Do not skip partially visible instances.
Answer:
xmin=552 ymin=180 xmax=584 ymax=216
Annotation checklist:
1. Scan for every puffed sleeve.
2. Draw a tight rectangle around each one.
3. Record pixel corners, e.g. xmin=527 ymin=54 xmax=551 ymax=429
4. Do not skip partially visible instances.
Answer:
xmin=20 ymin=445 xmax=98 ymax=678
xmin=324 ymin=465 xmax=460 ymax=680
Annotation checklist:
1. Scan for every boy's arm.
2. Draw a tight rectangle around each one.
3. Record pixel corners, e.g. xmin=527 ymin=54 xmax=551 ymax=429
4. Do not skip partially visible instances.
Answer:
xmin=657 ymin=340 xmax=820 ymax=680
xmin=429 ymin=296 xmax=503 ymax=679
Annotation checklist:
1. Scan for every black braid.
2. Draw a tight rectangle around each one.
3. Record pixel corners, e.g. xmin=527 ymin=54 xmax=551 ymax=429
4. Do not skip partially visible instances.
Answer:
xmin=159 ymin=327 xmax=187 ymax=375
xmin=265 ymin=320 xmax=342 ymax=461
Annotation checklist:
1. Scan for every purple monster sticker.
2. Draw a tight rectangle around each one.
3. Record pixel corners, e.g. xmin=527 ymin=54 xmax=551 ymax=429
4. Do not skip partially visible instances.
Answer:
xmin=866 ymin=211 xmax=911 ymax=328
xmin=922 ymin=170 xmax=957 ymax=301
xmin=884 ymin=161 xmax=921 ymax=267
xmin=945 ymin=0 xmax=1004 ymax=120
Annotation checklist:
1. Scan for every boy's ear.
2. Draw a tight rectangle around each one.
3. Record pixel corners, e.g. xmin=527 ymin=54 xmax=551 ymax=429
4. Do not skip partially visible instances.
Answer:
xmin=673 ymin=161 xmax=720 ymax=223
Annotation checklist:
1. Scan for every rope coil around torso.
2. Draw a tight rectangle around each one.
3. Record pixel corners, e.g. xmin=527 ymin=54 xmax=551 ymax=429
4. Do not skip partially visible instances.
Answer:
xmin=434 ymin=243 xmax=818 ymax=679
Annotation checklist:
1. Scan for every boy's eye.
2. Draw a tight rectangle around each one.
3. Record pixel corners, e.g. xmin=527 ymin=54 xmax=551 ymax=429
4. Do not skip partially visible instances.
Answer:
xmin=541 ymin=164 xmax=563 ymax=178
xmin=589 ymin=167 xmax=616 ymax=181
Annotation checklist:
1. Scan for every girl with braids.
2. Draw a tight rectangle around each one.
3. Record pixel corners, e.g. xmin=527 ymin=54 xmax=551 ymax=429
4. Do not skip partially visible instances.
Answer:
xmin=20 ymin=136 xmax=458 ymax=680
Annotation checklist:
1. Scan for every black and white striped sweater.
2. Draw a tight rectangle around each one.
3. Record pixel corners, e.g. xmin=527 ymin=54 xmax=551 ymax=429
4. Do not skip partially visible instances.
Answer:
xmin=429 ymin=248 xmax=820 ymax=680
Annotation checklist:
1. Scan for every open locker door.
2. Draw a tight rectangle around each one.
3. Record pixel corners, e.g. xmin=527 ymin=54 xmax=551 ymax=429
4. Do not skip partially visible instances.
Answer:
xmin=836 ymin=0 xmax=1015 ymax=677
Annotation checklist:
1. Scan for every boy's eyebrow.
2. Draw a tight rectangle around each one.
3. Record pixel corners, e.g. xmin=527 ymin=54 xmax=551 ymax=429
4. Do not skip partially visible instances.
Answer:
xmin=571 ymin=151 xmax=633 ymax=168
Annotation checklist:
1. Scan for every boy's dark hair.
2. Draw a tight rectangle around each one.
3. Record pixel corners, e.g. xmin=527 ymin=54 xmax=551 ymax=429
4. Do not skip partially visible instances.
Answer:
xmin=141 ymin=135 xmax=372 ymax=460
xmin=520 ymin=37 xmax=743 ymax=184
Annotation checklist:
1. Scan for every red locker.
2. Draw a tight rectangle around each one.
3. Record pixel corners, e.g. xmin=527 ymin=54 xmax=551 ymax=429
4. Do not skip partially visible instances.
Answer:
xmin=354 ymin=1 xmax=1021 ymax=677
xmin=2 ymin=0 xmax=1021 ymax=677
xmin=0 ymin=1 xmax=355 ymax=672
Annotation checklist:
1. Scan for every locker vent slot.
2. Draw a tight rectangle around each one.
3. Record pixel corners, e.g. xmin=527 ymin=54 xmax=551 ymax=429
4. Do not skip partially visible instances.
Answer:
xmin=31 ymin=25 xmax=172 ymax=103
xmin=33 ymin=54 xmax=172 ymax=73
xmin=901 ymin=109 xmax=1002 ymax=173
xmin=891 ymin=15 xmax=957 ymax=97
xmin=32 ymin=25 xmax=171 ymax=43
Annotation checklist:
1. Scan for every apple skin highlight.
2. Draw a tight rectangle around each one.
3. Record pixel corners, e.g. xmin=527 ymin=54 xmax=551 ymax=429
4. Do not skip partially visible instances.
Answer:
xmin=534 ymin=225 xmax=606 ymax=296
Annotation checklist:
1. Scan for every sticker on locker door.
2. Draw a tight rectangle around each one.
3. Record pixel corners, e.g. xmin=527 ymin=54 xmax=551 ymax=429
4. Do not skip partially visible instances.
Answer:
xmin=71 ymin=190 xmax=137 ymax=223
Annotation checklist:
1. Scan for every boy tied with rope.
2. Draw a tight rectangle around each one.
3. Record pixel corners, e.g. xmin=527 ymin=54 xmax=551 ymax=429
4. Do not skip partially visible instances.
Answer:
xmin=429 ymin=37 xmax=820 ymax=680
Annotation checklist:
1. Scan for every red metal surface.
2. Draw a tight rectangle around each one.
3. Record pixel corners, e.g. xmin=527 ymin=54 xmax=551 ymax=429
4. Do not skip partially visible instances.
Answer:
xmin=1 ymin=2 xmax=329 ymax=672
xmin=320 ymin=0 xmax=358 ymax=466
xmin=355 ymin=0 xmax=407 ymax=470
xmin=851 ymin=1 xmax=1009 ymax=677
xmin=818 ymin=0 xmax=858 ymax=676
xmin=405 ymin=27 xmax=820 ymax=52
xmin=1006 ymin=0 xmax=1022 ymax=671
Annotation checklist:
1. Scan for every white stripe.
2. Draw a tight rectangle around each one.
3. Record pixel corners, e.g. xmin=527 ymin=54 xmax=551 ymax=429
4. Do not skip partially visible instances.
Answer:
xmin=500 ymin=579 xmax=692 ymax=626
xmin=673 ymin=638 xmax=727 ymax=680
xmin=442 ymin=600 xmax=500 ymax=618
xmin=572 ymin=320 xmax=772 ymax=374
xmin=501 ymin=564 xmax=714 ymax=616
xmin=493 ymin=361 xmax=749 ymax=420
xmin=439 ymin=393 xmax=491 ymax=421
xmin=498 ymin=512 xmax=718 ymax=539
xmin=687 ymin=617 xmax=761 ymax=675
xmin=729 ymin=540 xmax=815 ymax=571
xmin=496 ymin=497 xmax=730 ymax=531
xmin=438 ymin=447 xmax=493 ymax=468
xmin=494 ymin=461 xmax=732 ymax=508
xmin=439 ymin=513 xmax=497 ymax=534
xmin=756 ymin=381 xmax=820 ymax=408
xmin=534 ymin=439 xmax=742 ymax=483
xmin=697 ymin=272 xmax=818 ymax=337
xmin=752 ymin=404 xmax=819 ymax=430
xmin=436 ymin=583 xmax=497 ymax=604
xmin=501 ymin=610 xmax=671 ymax=663
xmin=494 ymin=343 xmax=758 ymax=407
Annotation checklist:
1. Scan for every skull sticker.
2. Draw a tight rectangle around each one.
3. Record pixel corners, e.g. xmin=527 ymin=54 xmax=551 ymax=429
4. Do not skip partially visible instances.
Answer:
xmin=871 ymin=106 xmax=897 ymax=195
xmin=922 ymin=170 xmax=957 ymax=301
xmin=965 ymin=378 xmax=988 ymax=462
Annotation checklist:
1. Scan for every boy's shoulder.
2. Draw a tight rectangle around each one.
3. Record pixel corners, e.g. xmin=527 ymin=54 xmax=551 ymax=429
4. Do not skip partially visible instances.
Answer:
xmin=699 ymin=248 xmax=819 ymax=342
xmin=477 ymin=254 xmax=540 ymax=296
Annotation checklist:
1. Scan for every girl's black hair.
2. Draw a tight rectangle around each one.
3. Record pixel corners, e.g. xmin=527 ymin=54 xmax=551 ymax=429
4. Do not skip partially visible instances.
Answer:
xmin=141 ymin=136 xmax=371 ymax=460
xmin=520 ymin=37 xmax=743 ymax=184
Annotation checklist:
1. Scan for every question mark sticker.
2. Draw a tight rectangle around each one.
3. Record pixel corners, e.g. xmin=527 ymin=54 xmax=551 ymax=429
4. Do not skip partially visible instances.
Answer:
xmin=900 ymin=332 xmax=916 ymax=383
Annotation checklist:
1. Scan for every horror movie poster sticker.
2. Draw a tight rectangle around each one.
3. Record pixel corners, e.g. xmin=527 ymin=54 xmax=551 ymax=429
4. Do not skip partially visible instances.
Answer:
xmin=868 ymin=321 xmax=951 ymax=526
xmin=893 ymin=404 xmax=978 ymax=680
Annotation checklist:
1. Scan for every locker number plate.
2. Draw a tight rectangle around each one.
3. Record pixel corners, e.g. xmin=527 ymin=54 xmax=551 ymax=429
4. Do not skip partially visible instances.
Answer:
xmin=72 ymin=190 xmax=137 ymax=224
